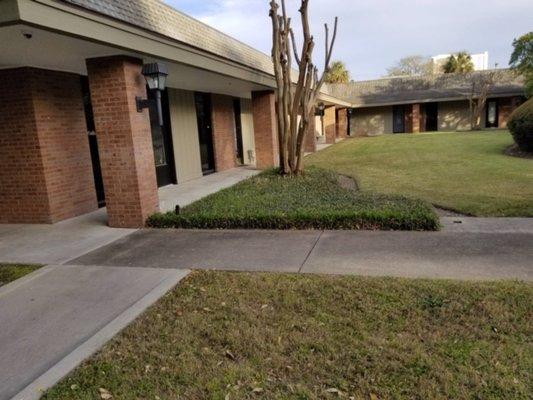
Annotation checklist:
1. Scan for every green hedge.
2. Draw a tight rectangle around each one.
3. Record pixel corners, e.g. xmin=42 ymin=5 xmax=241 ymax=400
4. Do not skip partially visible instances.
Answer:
xmin=147 ymin=168 xmax=440 ymax=231
xmin=508 ymin=98 xmax=533 ymax=152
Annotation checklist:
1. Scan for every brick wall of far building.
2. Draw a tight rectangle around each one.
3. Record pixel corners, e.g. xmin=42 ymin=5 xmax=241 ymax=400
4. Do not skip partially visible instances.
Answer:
xmin=211 ymin=94 xmax=237 ymax=172
xmin=324 ymin=106 xmax=336 ymax=143
xmin=0 ymin=68 xmax=97 ymax=224
xmin=498 ymin=96 xmax=523 ymax=128
xmin=412 ymin=104 xmax=421 ymax=133
xmin=336 ymin=108 xmax=348 ymax=139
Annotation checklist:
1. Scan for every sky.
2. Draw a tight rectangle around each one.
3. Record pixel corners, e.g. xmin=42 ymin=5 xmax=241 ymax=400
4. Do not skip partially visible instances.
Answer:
xmin=164 ymin=0 xmax=533 ymax=81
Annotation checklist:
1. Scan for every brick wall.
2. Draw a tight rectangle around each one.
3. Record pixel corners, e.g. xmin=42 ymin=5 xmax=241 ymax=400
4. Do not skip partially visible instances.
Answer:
xmin=211 ymin=94 xmax=237 ymax=172
xmin=498 ymin=96 xmax=523 ymax=128
xmin=324 ymin=106 xmax=336 ymax=143
xmin=412 ymin=104 xmax=421 ymax=133
xmin=86 ymin=56 xmax=159 ymax=228
xmin=404 ymin=105 xmax=413 ymax=133
xmin=252 ymin=91 xmax=279 ymax=169
xmin=0 ymin=68 xmax=97 ymax=224
xmin=336 ymin=108 xmax=348 ymax=139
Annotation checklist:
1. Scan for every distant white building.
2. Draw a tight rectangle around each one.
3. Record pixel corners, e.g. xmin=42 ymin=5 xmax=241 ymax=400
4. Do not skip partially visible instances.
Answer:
xmin=432 ymin=51 xmax=489 ymax=73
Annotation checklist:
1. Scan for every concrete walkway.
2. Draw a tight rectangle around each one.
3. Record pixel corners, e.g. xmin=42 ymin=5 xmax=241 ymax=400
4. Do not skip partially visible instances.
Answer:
xmin=158 ymin=167 xmax=259 ymax=212
xmin=69 ymin=218 xmax=533 ymax=281
xmin=0 ymin=167 xmax=259 ymax=265
xmin=0 ymin=264 xmax=188 ymax=400
xmin=0 ymin=209 xmax=134 ymax=265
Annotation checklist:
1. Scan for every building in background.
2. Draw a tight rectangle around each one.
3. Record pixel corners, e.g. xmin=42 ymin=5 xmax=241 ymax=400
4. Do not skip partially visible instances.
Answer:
xmin=329 ymin=70 xmax=525 ymax=136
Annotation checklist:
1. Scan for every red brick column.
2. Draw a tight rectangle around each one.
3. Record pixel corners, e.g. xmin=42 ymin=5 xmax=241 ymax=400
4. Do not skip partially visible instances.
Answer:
xmin=0 ymin=68 xmax=97 ymax=223
xmin=498 ymin=97 xmax=522 ymax=128
xmin=251 ymin=91 xmax=279 ymax=169
xmin=412 ymin=104 xmax=421 ymax=133
xmin=211 ymin=94 xmax=237 ymax=172
xmin=336 ymin=108 xmax=348 ymax=139
xmin=86 ymin=56 xmax=159 ymax=228
xmin=324 ymin=106 xmax=336 ymax=143
xmin=304 ymin=115 xmax=317 ymax=153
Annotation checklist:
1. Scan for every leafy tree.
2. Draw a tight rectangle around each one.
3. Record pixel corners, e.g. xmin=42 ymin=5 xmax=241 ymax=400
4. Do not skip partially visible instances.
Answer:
xmin=386 ymin=55 xmax=433 ymax=77
xmin=325 ymin=61 xmax=350 ymax=83
xmin=509 ymin=32 xmax=533 ymax=97
xmin=443 ymin=52 xmax=474 ymax=73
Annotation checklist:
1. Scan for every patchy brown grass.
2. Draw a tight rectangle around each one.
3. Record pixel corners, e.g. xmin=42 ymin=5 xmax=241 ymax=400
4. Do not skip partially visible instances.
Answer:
xmin=44 ymin=271 xmax=532 ymax=400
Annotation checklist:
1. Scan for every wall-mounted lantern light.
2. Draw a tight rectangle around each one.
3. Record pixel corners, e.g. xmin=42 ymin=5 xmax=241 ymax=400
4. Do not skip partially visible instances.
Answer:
xmin=136 ymin=62 xmax=168 ymax=126
xmin=315 ymin=102 xmax=326 ymax=116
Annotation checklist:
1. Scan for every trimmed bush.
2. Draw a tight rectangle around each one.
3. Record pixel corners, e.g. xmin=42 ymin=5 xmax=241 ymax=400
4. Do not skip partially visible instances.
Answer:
xmin=147 ymin=167 xmax=440 ymax=231
xmin=508 ymin=98 xmax=533 ymax=152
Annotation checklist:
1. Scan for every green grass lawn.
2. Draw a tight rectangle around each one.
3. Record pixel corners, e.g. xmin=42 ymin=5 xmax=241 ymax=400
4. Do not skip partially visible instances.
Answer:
xmin=44 ymin=271 xmax=532 ymax=399
xmin=0 ymin=264 xmax=41 ymax=287
xmin=307 ymin=131 xmax=533 ymax=217
xmin=148 ymin=167 xmax=439 ymax=230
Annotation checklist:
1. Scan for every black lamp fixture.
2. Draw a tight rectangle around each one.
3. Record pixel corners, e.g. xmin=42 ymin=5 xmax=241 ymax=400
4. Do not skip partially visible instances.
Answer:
xmin=136 ymin=62 xmax=169 ymax=126
xmin=315 ymin=102 xmax=326 ymax=116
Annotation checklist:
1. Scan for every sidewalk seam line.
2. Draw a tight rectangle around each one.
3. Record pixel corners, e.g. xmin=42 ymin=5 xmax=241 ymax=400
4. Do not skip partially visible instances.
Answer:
xmin=298 ymin=230 xmax=323 ymax=273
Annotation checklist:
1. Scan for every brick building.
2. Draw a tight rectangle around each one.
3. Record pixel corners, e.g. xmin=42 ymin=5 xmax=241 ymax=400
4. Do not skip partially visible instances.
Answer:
xmin=328 ymin=71 xmax=525 ymax=136
xmin=0 ymin=0 xmax=350 ymax=228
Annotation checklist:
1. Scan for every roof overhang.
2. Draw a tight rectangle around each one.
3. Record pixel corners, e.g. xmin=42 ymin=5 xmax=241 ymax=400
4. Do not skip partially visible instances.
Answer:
xmin=7 ymin=0 xmax=277 ymax=87
xmin=351 ymin=92 xmax=525 ymax=109
xmin=1 ymin=0 xmax=355 ymax=106
xmin=318 ymin=92 xmax=353 ymax=108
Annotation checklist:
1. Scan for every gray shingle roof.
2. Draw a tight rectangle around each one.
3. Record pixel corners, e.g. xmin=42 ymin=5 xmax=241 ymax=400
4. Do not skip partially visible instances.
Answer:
xmin=328 ymin=69 xmax=525 ymax=107
xmin=60 ymin=0 xmax=274 ymax=75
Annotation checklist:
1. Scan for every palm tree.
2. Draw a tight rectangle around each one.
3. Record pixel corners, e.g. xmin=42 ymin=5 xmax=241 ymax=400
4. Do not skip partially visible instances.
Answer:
xmin=443 ymin=52 xmax=475 ymax=73
xmin=325 ymin=61 xmax=350 ymax=83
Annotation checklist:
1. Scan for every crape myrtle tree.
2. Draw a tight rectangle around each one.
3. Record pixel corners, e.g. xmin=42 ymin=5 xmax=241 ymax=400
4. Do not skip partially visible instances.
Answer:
xmin=269 ymin=0 xmax=338 ymax=175
xmin=467 ymin=70 xmax=502 ymax=130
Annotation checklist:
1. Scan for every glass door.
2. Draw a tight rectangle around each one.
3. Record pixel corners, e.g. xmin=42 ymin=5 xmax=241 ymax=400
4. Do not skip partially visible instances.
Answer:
xmin=233 ymin=98 xmax=244 ymax=165
xmin=194 ymin=93 xmax=216 ymax=174
xmin=148 ymin=89 xmax=176 ymax=187
xmin=486 ymin=100 xmax=499 ymax=128
xmin=80 ymin=76 xmax=105 ymax=207
xmin=393 ymin=105 xmax=405 ymax=133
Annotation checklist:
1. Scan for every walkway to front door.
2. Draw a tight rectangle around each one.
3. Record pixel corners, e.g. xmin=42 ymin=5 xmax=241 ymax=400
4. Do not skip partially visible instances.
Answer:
xmin=158 ymin=166 xmax=259 ymax=212
xmin=0 ymin=167 xmax=259 ymax=265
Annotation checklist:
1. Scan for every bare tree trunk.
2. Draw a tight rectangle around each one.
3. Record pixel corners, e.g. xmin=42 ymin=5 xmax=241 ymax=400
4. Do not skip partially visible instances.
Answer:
xmin=468 ymin=71 xmax=499 ymax=131
xmin=269 ymin=0 xmax=338 ymax=175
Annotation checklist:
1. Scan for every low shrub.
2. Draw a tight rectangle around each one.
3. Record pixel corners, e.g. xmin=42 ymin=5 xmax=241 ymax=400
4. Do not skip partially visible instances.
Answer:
xmin=147 ymin=167 xmax=440 ymax=231
xmin=508 ymin=98 xmax=533 ymax=152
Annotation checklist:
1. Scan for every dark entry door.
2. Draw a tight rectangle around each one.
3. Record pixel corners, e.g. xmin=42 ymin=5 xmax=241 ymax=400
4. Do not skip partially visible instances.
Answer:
xmin=393 ymin=105 xmax=405 ymax=133
xmin=80 ymin=77 xmax=105 ymax=207
xmin=425 ymin=102 xmax=439 ymax=132
xmin=148 ymin=89 xmax=176 ymax=187
xmin=233 ymin=98 xmax=244 ymax=164
xmin=194 ymin=92 xmax=216 ymax=174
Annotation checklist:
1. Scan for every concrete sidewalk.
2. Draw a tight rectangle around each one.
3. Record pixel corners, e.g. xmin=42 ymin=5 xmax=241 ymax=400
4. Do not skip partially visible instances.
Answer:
xmin=70 ymin=220 xmax=533 ymax=281
xmin=0 ymin=209 xmax=134 ymax=265
xmin=0 ymin=265 xmax=188 ymax=400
